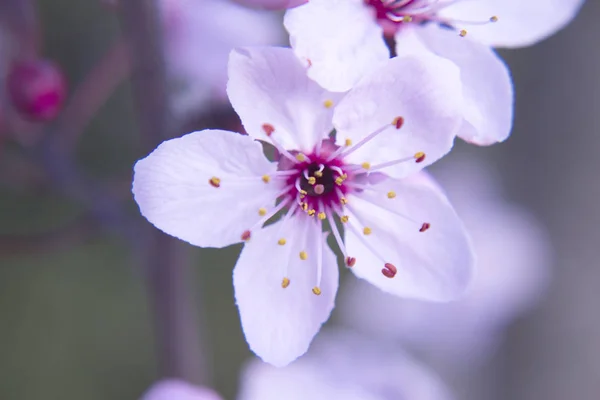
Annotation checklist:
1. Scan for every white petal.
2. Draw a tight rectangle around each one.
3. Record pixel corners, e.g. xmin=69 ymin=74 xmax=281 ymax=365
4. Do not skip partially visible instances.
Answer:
xmin=227 ymin=47 xmax=342 ymax=153
xmin=396 ymin=25 xmax=513 ymax=145
xmin=438 ymin=0 xmax=585 ymax=48
xmin=233 ymin=216 xmax=339 ymax=367
xmin=132 ymin=129 xmax=282 ymax=248
xmin=344 ymin=175 xmax=474 ymax=301
xmin=284 ymin=0 xmax=389 ymax=92
xmin=333 ymin=54 xmax=463 ymax=179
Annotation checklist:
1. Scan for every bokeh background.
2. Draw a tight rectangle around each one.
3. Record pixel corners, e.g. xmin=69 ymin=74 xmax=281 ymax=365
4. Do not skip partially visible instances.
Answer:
xmin=1 ymin=1 xmax=599 ymax=399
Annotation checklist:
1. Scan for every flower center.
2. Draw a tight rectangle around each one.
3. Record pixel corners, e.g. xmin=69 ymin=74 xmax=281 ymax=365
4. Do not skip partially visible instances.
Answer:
xmin=364 ymin=0 xmax=498 ymax=36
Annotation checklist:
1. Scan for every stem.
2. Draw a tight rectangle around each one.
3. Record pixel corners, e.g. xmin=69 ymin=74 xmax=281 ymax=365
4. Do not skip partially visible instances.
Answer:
xmin=119 ymin=0 xmax=206 ymax=384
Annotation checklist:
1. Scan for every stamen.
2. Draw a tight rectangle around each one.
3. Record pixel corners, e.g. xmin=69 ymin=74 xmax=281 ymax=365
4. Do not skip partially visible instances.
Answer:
xmin=281 ymin=277 xmax=290 ymax=288
xmin=258 ymin=207 xmax=267 ymax=216
xmin=296 ymin=153 xmax=306 ymax=162
xmin=262 ymin=123 xmax=275 ymax=136
xmin=382 ymin=262 xmax=397 ymax=278
xmin=346 ymin=257 xmax=356 ymax=267
xmin=314 ymin=164 xmax=325 ymax=177
xmin=241 ymin=230 xmax=251 ymax=242
xmin=419 ymin=222 xmax=431 ymax=232
xmin=312 ymin=287 xmax=322 ymax=295
xmin=340 ymin=215 xmax=349 ymax=223
xmin=361 ymin=162 xmax=371 ymax=170
xmin=344 ymin=138 xmax=352 ymax=147
xmin=323 ymin=99 xmax=334 ymax=108
xmin=262 ymin=175 xmax=271 ymax=183
xmin=313 ymin=224 xmax=324 ymax=296
xmin=459 ymin=29 xmax=468 ymax=37
xmin=267 ymin=131 xmax=299 ymax=164
xmin=299 ymin=250 xmax=308 ymax=260
xmin=307 ymin=209 xmax=316 ymax=217
xmin=278 ymin=238 xmax=287 ymax=245
xmin=414 ymin=152 xmax=426 ymax=163
xmin=366 ymin=152 xmax=425 ymax=172
xmin=326 ymin=210 xmax=352 ymax=264
xmin=308 ymin=177 xmax=317 ymax=185
xmin=393 ymin=116 xmax=405 ymax=129
xmin=387 ymin=191 xmax=396 ymax=199
xmin=209 ymin=177 xmax=221 ymax=188
xmin=363 ymin=227 xmax=372 ymax=235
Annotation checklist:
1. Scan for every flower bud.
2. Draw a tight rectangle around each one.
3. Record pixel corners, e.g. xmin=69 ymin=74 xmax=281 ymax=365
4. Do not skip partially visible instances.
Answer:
xmin=7 ymin=59 xmax=67 ymax=121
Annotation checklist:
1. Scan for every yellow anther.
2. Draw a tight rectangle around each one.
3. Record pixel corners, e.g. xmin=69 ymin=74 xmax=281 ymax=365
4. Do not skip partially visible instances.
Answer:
xmin=312 ymin=287 xmax=322 ymax=296
xmin=307 ymin=209 xmax=316 ymax=217
xmin=459 ymin=29 xmax=468 ymax=37
xmin=361 ymin=162 xmax=371 ymax=170
xmin=301 ymin=202 xmax=308 ymax=211
xmin=490 ymin=15 xmax=498 ymax=22
xmin=414 ymin=151 xmax=426 ymax=163
xmin=258 ymin=207 xmax=267 ymax=216
xmin=314 ymin=170 xmax=323 ymax=178
xmin=323 ymin=99 xmax=334 ymax=108
xmin=261 ymin=174 xmax=271 ymax=183
xmin=335 ymin=177 xmax=344 ymax=186
xmin=345 ymin=138 xmax=352 ymax=147
xmin=278 ymin=238 xmax=287 ymax=246
xmin=402 ymin=15 xmax=413 ymax=22
xmin=299 ymin=189 xmax=308 ymax=195
xmin=299 ymin=251 xmax=308 ymax=260
xmin=282 ymin=277 xmax=290 ymax=288
xmin=209 ymin=177 xmax=221 ymax=188
xmin=363 ymin=227 xmax=372 ymax=235
xmin=340 ymin=197 xmax=348 ymax=205
xmin=387 ymin=191 xmax=396 ymax=199
xmin=308 ymin=176 xmax=316 ymax=185
xmin=317 ymin=212 xmax=326 ymax=220
xmin=296 ymin=153 xmax=306 ymax=162
xmin=340 ymin=215 xmax=349 ymax=223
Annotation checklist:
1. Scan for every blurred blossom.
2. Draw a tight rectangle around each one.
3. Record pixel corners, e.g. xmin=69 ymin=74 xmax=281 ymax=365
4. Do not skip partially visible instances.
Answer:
xmin=159 ymin=0 xmax=284 ymax=115
xmin=6 ymin=59 xmax=67 ymax=122
xmin=140 ymin=379 xmax=223 ymax=400
xmin=132 ymin=47 xmax=474 ymax=366
xmin=285 ymin=0 xmax=582 ymax=146
xmin=238 ymin=330 xmax=453 ymax=400
xmin=339 ymin=159 xmax=551 ymax=367
xmin=233 ymin=0 xmax=307 ymax=10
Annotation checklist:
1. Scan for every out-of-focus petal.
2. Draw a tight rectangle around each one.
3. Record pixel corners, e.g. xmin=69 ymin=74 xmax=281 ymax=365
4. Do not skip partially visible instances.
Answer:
xmin=161 ymin=0 xmax=284 ymax=114
xmin=233 ymin=217 xmax=339 ymax=367
xmin=284 ymin=0 xmax=389 ymax=92
xmin=228 ymin=47 xmax=342 ymax=152
xmin=238 ymin=330 xmax=453 ymax=400
xmin=333 ymin=53 xmax=463 ymax=179
xmin=234 ymin=0 xmax=306 ymax=10
xmin=140 ymin=379 xmax=223 ymax=400
xmin=132 ymin=129 xmax=282 ymax=248
xmin=344 ymin=174 xmax=474 ymax=301
xmin=396 ymin=25 xmax=513 ymax=145
xmin=438 ymin=0 xmax=585 ymax=48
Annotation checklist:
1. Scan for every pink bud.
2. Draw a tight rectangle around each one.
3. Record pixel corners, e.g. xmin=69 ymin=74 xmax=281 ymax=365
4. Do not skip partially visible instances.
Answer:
xmin=7 ymin=59 xmax=67 ymax=122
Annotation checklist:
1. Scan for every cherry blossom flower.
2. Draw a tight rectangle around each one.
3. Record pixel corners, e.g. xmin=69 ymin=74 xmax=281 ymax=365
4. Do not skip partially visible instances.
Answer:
xmin=238 ymin=330 xmax=453 ymax=400
xmin=284 ymin=0 xmax=582 ymax=145
xmin=160 ymin=0 xmax=284 ymax=115
xmin=140 ymin=379 xmax=223 ymax=400
xmin=132 ymin=47 xmax=474 ymax=366
xmin=339 ymin=159 xmax=551 ymax=367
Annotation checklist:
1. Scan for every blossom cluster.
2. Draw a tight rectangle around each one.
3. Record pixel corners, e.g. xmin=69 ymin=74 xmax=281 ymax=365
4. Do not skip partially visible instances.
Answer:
xmin=132 ymin=0 xmax=582 ymax=389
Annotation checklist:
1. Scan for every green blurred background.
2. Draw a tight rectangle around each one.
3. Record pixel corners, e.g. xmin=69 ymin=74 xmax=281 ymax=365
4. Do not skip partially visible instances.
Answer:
xmin=1 ymin=1 xmax=600 ymax=400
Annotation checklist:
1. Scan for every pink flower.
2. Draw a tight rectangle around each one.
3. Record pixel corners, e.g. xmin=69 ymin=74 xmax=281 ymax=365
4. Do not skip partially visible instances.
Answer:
xmin=339 ymin=159 xmax=551 ymax=367
xmin=284 ymin=0 xmax=582 ymax=145
xmin=238 ymin=330 xmax=453 ymax=400
xmin=140 ymin=379 xmax=223 ymax=400
xmin=132 ymin=47 xmax=474 ymax=366
xmin=159 ymin=0 xmax=284 ymax=114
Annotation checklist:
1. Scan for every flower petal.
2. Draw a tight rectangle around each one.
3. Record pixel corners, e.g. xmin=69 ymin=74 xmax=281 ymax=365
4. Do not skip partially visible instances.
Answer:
xmin=132 ymin=129 xmax=282 ymax=248
xmin=395 ymin=25 xmax=513 ymax=146
xmin=233 ymin=216 xmax=338 ymax=367
xmin=141 ymin=379 xmax=223 ymax=400
xmin=333 ymin=54 xmax=463 ymax=179
xmin=233 ymin=0 xmax=307 ymax=10
xmin=344 ymin=174 xmax=474 ymax=301
xmin=284 ymin=0 xmax=389 ymax=92
xmin=161 ymin=0 xmax=284 ymax=115
xmin=438 ymin=0 xmax=585 ymax=48
xmin=227 ymin=47 xmax=342 ymax=152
